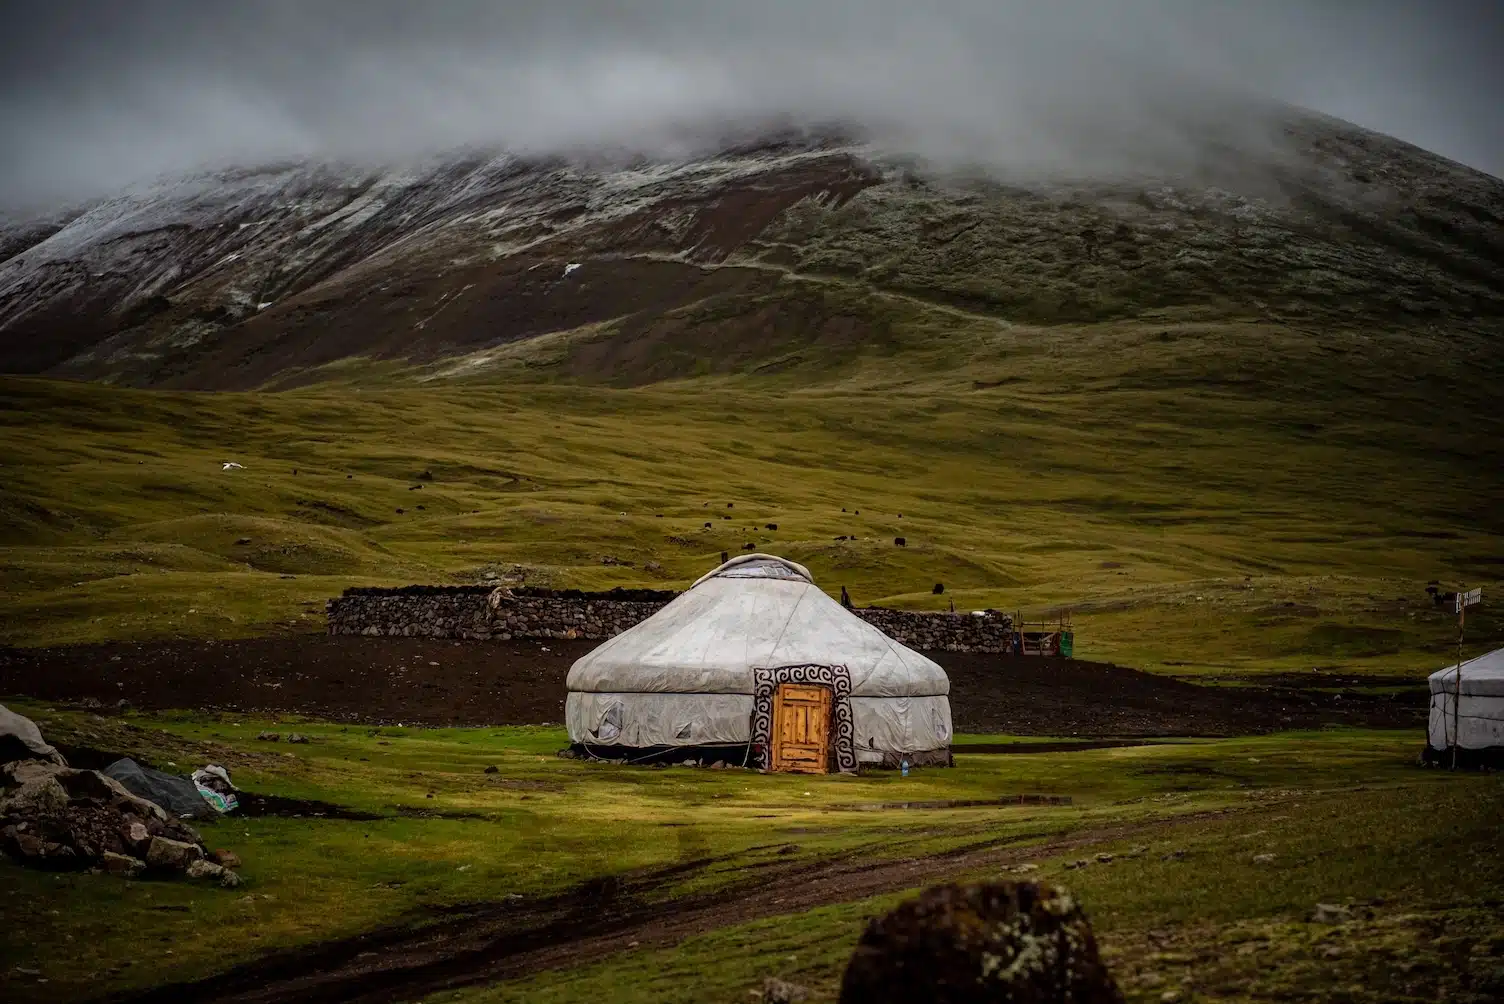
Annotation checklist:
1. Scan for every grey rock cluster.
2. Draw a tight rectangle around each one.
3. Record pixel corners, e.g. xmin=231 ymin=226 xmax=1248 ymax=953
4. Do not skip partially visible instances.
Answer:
xmin=0 ymin=761 xmax=241 ymax=887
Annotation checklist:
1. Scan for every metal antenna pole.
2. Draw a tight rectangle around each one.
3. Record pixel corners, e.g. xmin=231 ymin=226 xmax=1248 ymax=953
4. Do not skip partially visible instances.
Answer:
xmin=1452 ymin=592 xmax=1464 ymax=770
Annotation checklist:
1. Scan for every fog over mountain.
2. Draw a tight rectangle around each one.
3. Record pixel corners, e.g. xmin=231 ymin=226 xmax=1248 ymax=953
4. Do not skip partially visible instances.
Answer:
xmin=2 ymin=0 xmax=1502 ymax=212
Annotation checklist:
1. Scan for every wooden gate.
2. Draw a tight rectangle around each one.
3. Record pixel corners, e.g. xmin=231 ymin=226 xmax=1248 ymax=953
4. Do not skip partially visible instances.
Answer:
xmin=770 ymin=683 xmax=833 ymax=774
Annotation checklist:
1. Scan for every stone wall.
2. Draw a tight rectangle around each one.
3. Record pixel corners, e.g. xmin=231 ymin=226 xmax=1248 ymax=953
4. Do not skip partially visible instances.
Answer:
xmin=852 ymin=607 xmax=1015 ymax=654
xmin=326 ymin=587 xmax=667 ymax=642
xmin=326 ymin=586 xmax=1016 ymax=652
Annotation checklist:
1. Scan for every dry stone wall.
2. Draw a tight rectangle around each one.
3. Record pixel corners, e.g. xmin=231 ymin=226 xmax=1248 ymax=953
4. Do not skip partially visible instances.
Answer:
xmin=326 ymin=587 xmax=666 ymax=642
xmin=853 ymin=608 xmax=1015 ymax=654
xmin=326 ymin=587 xmax=1015 ymax=652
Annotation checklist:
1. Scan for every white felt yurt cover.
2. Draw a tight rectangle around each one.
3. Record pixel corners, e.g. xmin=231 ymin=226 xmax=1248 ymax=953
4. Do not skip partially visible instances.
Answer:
xmin=1428 ymin=647 xmax=1504 ymax=750
xmin=565 ymin=554 xmax=952 ymax=764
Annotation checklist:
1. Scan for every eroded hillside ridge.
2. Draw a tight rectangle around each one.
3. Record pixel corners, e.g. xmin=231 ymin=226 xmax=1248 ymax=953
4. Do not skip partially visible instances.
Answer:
xmin=1 ymin=113 xmax=1501 ymax=388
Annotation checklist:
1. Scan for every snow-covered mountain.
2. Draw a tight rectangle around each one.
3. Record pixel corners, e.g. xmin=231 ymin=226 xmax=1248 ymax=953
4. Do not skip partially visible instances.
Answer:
xmin=1 ymin=114 xmax=1500 ymax=389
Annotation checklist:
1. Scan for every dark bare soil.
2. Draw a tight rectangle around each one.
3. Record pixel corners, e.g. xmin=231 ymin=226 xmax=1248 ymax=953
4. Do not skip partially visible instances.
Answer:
xmin=0 ymin=637 xmax=1422 ymax=736
xmin=0 ymin=636 xmax=590 ymax=726
xmin=938 ymin=652 xmax=1422 ymax=735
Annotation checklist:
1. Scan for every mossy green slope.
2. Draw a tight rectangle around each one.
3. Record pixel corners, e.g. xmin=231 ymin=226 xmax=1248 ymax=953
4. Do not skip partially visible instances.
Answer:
xmin=2 ymin=331 xmax=1500 ymax=674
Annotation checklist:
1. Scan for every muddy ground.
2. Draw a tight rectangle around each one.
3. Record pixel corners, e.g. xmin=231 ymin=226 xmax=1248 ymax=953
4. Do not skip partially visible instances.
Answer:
xmin=0 ymin=636 xmax=1423 ymax=736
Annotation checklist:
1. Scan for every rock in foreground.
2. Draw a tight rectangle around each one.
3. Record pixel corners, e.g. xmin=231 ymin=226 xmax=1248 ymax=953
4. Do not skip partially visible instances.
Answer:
xmin=0 ymin=761 xmax=228 ymax=882
xmin=839 ymin=880 xmax=1124 ymax=1003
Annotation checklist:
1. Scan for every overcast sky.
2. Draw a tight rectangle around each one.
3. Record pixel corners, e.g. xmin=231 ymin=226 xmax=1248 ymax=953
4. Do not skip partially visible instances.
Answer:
xmin=1 ymin=0 xmax=1501 ymax=211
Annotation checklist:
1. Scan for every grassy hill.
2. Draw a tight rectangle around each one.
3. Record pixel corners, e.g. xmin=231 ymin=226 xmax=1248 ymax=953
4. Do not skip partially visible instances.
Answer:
xmin=3 ymin=310 xmax=1500 ymax=675
xmin=2 ymin=116 xmax=1502 ymax=671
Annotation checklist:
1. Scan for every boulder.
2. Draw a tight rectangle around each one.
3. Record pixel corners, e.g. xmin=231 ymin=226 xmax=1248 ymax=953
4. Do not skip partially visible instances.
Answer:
xmin=838 ymin=880 xmax=1124 ymax=1004
xmin=100 ymin=851 xmax=145 ymax=879
xmin=122 ymin=820 xmax=151 ymax=853
xmin=186 ymin=857 xmax=242 ymax=887
xmin=13 ymin=767 xmax=171 ymax=824
xmin=1 ymin=823 xmax=79 ymax=866
xmin=145 ymin=836 xmax=204 ymax=871
xmin=186 ymin=858 xmax=226 ymax=882
xmin=2 ymin=826 xmax=43 ymax=860
xmin=2 ymin=759 xmax=68 ymax=788
xmin=0 ymin=777 xmax=70 ymax=816
xmin=86 ymin=770 xmax=171 ymax=823
xmin=210 ymin=849 xmax=242 ymax=869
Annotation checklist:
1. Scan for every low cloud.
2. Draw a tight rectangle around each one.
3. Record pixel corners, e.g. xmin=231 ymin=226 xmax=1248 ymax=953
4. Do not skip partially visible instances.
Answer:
xmin=2 ymin=0 xmax=1499 ymax=211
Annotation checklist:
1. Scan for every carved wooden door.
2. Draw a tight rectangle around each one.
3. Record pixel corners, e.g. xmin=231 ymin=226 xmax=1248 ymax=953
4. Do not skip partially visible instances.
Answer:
xmin=771 ymin=683 xmax=832 ymax=774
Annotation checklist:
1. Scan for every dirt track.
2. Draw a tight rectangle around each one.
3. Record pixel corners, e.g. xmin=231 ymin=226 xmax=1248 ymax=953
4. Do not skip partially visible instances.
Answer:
xmin=0 ymin=636 xmax=1422 ymax=736
xmin=98 ymin=812 xmax=1222 ymax=1004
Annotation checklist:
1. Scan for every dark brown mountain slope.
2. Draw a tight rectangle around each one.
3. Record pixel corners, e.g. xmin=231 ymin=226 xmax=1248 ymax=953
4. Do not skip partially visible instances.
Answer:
xmin=0 ymin=113 xmax=1500 ymax=389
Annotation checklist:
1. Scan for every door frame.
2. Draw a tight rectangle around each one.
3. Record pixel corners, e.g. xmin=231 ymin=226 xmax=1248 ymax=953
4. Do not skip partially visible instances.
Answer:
xmin=750 ymin=664 xmax=856 ymax=773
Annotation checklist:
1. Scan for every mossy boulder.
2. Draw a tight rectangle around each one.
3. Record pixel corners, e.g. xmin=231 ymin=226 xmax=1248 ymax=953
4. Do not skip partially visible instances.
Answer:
xmin=839 ymin=880 xmax=1124 ymax=1003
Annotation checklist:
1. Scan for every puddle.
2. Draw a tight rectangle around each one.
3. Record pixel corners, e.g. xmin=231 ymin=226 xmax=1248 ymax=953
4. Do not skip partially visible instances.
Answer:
xmin=826 ymin=794 xmax=1072 ymax=812
xmin=237 ymin=791 xmax=383 ymax=820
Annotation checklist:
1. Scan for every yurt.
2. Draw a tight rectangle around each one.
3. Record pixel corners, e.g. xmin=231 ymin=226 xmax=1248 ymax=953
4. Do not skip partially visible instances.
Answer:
xmin=1426 ymin=647 xmax=1504 ymax=766
xmin=565 ymin=554 xmax=952 ymax=773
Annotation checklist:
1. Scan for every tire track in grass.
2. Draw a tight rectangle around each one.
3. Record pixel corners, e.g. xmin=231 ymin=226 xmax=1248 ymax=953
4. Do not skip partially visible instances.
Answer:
xmin=101 ymin=811 xmax=1227 ymax=1004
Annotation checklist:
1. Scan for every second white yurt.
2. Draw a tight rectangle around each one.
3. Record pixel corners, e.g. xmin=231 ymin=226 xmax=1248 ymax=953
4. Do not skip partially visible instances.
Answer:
xmin=565 ymin=554 xmax=952 ymax=773
xmin=1427 ymin=647 xmax=1504 ymax=766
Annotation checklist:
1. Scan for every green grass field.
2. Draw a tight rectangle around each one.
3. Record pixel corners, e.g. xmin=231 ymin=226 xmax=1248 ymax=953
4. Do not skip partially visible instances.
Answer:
xmin=0 ymin=706 xmax=1498 ymax=1003
xmin=3 ymin=306 xmax=1503 ymax=1001
xmin=2 ymin=324 xmax=1500 ymax=676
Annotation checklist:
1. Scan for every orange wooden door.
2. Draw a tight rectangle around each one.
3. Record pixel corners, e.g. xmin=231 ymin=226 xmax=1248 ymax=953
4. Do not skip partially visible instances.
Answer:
xmin=771 ymin=683 xmax=832 ymax=774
